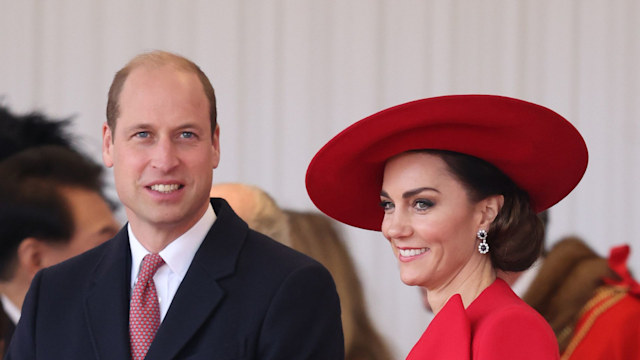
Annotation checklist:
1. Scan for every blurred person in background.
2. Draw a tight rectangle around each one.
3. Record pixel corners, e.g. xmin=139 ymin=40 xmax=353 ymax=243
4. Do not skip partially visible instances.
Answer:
xmin=0 ymin=106 xmax=119 ymax=356
xmin=210 ymin=182 xmax=292 ymax=247
xmin=498 ymin=206 xmax=640 ymax=359
xmin=0 ymin=105 xmax=75 ymax=158
xmin=523 ymin=238 xmax=640 ymax=359
xmin=211 ymin=182 xmax=394 ymax=360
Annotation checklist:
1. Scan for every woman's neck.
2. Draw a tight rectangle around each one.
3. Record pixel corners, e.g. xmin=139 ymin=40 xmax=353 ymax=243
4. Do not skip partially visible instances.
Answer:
xmin=427 ymin=256 xmax=496 ymax=314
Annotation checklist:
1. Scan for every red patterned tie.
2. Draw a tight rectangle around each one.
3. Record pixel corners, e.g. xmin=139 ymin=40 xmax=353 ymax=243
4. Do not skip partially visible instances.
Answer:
xmin=130 ymin=253 xmax=165 ymax=360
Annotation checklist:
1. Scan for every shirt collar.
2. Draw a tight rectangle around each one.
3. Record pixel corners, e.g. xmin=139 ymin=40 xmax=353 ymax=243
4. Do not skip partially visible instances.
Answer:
xmin=129 ymin=203 xmax=216 ymax=285
xmin=1 ymin=294 xmax=21 ymax=324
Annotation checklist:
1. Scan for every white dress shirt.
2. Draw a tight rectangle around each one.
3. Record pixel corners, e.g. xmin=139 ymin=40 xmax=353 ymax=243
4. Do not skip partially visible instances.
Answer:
xmin=128 ymin=203 xmax=216 ymax=321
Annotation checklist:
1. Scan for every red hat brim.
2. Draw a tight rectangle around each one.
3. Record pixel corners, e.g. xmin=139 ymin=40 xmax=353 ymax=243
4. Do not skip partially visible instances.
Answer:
xmin=305 ymin=95 xmax=588 ymax=231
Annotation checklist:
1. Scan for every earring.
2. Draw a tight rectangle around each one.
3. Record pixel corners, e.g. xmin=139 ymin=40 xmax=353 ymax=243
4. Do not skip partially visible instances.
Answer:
xmin=477 ymin=229 xmax=489 ymax=254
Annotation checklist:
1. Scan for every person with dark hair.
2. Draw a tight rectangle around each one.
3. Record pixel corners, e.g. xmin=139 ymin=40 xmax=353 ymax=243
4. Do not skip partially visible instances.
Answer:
xmin=0 ymin=105 xmax=75 ymax=159
xmin=0 ymin=146 xmax=120 ymax=356
xmin=306 ymin=95 xmax=589 ymax=359
xmin=0 ymin=105 xmax=120 ymax=357
xmin=7 ymin=50 xmax=343 ymax=360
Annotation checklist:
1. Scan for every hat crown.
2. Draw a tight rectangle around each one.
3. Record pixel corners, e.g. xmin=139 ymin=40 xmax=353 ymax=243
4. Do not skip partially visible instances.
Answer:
xmin=306 ymin=95 xmax=588 ymax=231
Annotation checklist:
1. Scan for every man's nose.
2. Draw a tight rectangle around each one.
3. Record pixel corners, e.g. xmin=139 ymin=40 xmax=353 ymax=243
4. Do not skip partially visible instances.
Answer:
xmin=150 ymin=137 xmax=180 ymax=172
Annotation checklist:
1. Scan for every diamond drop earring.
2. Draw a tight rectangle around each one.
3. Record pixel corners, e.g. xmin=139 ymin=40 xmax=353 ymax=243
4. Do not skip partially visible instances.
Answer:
xmin=477 ymin=229 xmax=489 ymax=254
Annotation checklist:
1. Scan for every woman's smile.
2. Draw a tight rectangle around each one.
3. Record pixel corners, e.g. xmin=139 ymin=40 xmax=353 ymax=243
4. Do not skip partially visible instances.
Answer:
xmin=397 ymin=247 xmax=430 ymax=261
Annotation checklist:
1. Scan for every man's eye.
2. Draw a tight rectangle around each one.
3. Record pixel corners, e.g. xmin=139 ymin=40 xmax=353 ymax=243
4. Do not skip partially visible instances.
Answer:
xmin=135 ymin=131 xmax=150 ymax=138
xmin=414 ymin=199 xmax=434 ymax=210
xmin=180 ymin=131 xmax=195 ymax=139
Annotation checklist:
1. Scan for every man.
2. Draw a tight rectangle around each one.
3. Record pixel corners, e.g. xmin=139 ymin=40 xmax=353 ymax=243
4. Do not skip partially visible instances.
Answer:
xmin=0 ymin=108 xmax=120 ymax=356
xmin=7 ymin=50 xmax=344 ymax=359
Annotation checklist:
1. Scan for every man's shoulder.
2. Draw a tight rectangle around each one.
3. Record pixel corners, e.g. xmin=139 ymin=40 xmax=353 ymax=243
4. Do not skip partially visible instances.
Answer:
xmin=217 ymin=228 xmax=333 ymax=293
xmin=208 ymin=198 xmax=326 ymax=274
xmin=43 ymin=233 xmax=124 ymax=279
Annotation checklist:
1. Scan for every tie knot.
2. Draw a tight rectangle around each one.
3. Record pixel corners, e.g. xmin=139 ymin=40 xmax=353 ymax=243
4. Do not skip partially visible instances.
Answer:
xmin=139 ymin=254 xmax=164 ymax=283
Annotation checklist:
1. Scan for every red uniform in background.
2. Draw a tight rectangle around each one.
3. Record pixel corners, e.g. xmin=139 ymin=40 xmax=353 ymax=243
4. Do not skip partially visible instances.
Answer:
xmin=562 ymin=245 xmax=640 ymax=360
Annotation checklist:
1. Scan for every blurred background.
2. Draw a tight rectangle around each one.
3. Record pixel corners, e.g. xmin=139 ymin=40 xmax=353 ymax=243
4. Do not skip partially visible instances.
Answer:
xmin=1 ymin=1 xmax=638 ymax=357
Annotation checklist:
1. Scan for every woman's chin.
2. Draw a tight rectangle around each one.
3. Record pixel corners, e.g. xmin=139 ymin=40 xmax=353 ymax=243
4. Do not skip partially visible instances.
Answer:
xmin=400 ymin=274 xmax=426 ymax=287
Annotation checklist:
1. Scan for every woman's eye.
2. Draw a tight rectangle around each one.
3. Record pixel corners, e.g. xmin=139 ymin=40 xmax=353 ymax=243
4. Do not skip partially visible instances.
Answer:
xmin=413 ymin=199 xmax=433 ymax=210
xmin=379 ymin=200 xmax=394 ymax=212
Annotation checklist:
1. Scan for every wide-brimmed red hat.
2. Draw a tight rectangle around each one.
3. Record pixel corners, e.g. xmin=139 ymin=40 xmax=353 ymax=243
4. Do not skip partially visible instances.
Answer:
xmin=305 ymin=94 xmax=588 ymax=231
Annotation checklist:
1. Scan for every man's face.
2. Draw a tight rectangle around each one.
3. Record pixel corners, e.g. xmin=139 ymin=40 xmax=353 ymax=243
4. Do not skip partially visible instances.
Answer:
xmin=102 ymin=65 xmax=220 ymax=240
xmin=40 ymin=187 xmax=120 ymax=267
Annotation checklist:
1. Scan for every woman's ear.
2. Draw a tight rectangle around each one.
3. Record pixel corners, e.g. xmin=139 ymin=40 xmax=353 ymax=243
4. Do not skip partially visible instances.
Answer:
xmin=478 ymin=194 xmax=504 ymax=229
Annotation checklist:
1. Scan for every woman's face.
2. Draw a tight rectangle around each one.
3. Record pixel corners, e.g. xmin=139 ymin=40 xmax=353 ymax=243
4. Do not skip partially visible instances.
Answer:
xmin=380 ymin=152 xmax=488 ymax=289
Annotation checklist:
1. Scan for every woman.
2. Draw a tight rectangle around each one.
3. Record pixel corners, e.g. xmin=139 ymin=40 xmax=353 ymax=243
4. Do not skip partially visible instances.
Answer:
xmin=305 ymin=95 xmax=588 ymax=359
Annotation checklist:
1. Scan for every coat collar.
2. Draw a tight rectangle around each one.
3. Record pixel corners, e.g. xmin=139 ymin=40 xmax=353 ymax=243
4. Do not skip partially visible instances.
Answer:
xmin=83 ymin=226 xmax=132 ymax=359
xmin=146 ymin=198 xmax=249 ymax=359
xmin=85 ymin=198 xmax=248 ymax=359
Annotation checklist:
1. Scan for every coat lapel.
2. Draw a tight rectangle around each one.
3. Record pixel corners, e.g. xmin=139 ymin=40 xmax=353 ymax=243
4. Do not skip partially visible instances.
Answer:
xmin=83 ymin=228 xmax=132 ymax=360
xmin=146 ymin=198 xmax=248 ymax=360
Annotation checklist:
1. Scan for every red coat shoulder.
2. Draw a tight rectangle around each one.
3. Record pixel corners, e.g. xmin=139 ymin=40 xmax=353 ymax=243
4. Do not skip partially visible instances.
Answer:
xmin=407 ymin=279 xmax=559 ymax=360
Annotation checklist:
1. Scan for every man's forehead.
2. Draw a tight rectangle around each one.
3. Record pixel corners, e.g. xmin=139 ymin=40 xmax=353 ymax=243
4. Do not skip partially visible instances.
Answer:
xmin=118 ymin=66 xmax=206 ymax=112
xmin=123 ymin=64 xmax=187 ymax=88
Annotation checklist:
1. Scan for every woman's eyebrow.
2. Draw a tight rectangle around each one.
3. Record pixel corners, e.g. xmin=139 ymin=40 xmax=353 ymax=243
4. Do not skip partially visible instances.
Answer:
xmin=380 ymin=187 xmax=439 ymax=199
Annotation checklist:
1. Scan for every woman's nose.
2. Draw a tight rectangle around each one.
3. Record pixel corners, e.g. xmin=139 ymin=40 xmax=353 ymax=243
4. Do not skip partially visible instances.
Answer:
xmin=383 ymin=212 xmax=412 ymax=239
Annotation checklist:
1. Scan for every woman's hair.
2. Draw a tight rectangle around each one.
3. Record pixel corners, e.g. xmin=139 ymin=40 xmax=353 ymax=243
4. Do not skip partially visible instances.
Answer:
xmin=419 ymin=149 xmax=544 ymax=272
xmin=285 ymin=211 xmax=394 ymax=360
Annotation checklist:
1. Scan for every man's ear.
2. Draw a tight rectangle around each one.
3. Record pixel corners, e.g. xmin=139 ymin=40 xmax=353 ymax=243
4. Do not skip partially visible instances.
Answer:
xmin=102 ymin=122 xmax=114 ymax=168
xmin=16 ymin=238 xmax=45 ymax=277
xmin=211 ymin=125 xmax=221 ymax=169
xmin=478 ymin=194 xmax=504 ymax=230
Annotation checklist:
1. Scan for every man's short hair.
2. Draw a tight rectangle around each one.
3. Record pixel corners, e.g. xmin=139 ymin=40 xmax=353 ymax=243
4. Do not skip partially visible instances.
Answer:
xmin=0 ymin=146 xmax=106 ymax=280
xmin=106 ymin=50 xmax=217 ymax=135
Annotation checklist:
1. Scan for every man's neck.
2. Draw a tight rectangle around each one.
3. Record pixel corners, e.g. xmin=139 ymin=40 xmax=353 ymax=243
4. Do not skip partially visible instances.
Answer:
xmin=128 ymin=224 xmax=188 ymax=253
xmin=126 ymin=205 xmax=210 ymax=253
xmin=129 ymin=208 xmax=207 ymax=254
